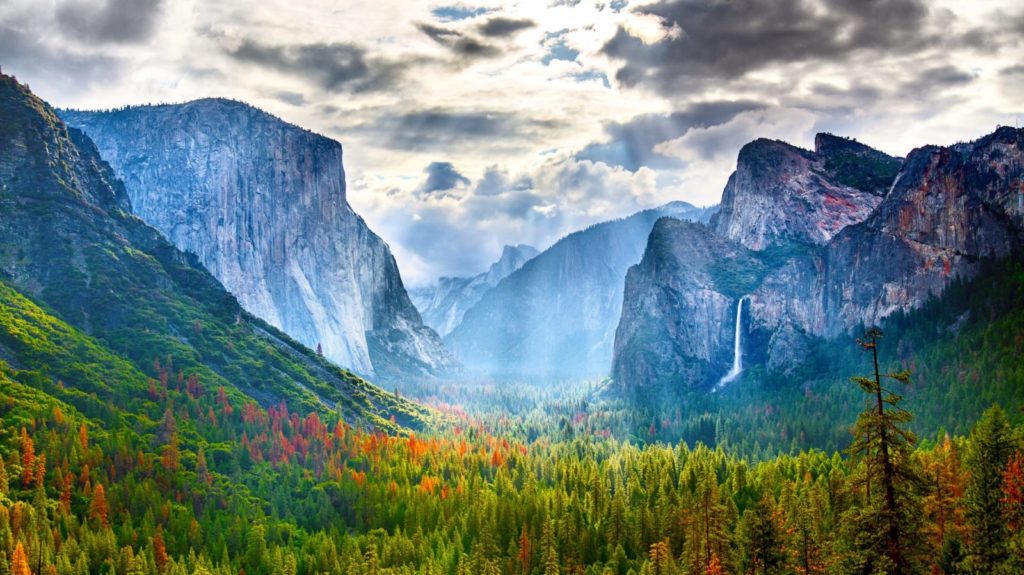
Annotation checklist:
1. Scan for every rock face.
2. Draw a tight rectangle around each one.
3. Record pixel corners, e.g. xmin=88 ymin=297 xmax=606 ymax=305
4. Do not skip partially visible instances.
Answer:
xmin=710 ymin=133 xmax=900 ymax=249
xmin=613 ymin=128 xmax=1024 ymax=393
xmin=823 ymin=127 xmax=1024 ymax=333
xmin=61 ymin=100 xmax=457 ymax=380
xmin=446 ymin=202 xmax=716 ymax=380
xmin=409 ymin=244 xmax=538 ymax=337
xmin=613 ymin=219 xmax=761 ymax=390
xmin=0 ymin=73 xmax=432 ymax=427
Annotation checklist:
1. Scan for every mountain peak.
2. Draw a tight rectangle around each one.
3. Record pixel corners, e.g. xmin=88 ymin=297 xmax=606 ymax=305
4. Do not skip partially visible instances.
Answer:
xmin=484 ymin=244 xmax=539 ymax=286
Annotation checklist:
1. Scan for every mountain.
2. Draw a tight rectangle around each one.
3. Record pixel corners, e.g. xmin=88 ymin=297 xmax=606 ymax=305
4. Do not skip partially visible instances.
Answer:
xmin=613 ymin=128 xmax=1024 ymax=392
xmin=710 ymin=133 xmax=901 ymax=249
xmin=0 ymin=72 xmax=431 ymax=430
xmin=445 ymin=202 xmax=716 ymax=380
xmin=60 ymin=100 xmax=457 ymax=381
xmin=823 ymin=127 xmax=1024 ymax=332
xmin=612 ymin=219 xmax=763 ymax=390
xmin=409 ymin=244 xmax=538 ymax=337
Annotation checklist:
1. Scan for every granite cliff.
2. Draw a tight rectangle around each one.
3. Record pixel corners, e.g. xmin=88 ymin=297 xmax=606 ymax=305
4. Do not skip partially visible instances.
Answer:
xmin=0 ymin=73 xmax=432 ymax=428
xmin=710 ymin=133 xmax=900 ymax=249
xmin=61 ymin=101 xmax=457 ymax=381
xmin=613 ymin=128 xmax=1024 ymax=393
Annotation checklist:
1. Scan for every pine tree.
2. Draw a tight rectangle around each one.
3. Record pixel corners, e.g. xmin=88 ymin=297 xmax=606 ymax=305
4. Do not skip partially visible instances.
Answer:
xmin=541 ymin=521 xmax=559 ymax=575
xmin=90 ymin=483 xmax=109 ymax=527
xmin=517 ymin=525 xmax=531 ymax=574
xmin=741 ymin=495 xmax=786 ymax=575
xmin=154 ymin=528 xmax=169 ymax=573
xmin=19 ymin=429 xmax=34 ymax=488
xmin=964 ymin=406 xmax=1018 ymax=573
xmin=78 ymin=424 xmax=88 ymax=452
xmin=643 ymin=539 xmax=678 ymax=575
xmin=197 ymin=448 xmax=211 ymax=486
xmin=10 ymin=543 xmax=29 ymax=575
xmin=682 ymin=469 xmax=730 ymax=575
xmin=846 ymin=327 xmax=925 ymax=575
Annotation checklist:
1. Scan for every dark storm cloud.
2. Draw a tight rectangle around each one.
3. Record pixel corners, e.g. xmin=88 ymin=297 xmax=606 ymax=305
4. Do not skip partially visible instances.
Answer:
xmin=602 ymin=0 xmax=939 ymax=94
xmin=810 ymin=82 xmax=884 ymax=102
xmin=55 ymin=0 xmax=165 ymax=44
xmin=0 ymin=21 xmax=122 ymax=90
xmin=420 ymin=162 xmax=471 ymax=194
xmin=416 ymin=23 xmax=500 ymax=59
xmin=227 ymin=39 xmax=407 ymax=93
xmin=900 ymin=65 xmax=975 ymax=98
xmin=577 ymin=100 xmax=765 ymax=171
xmin=363 ymin=109 xmax=561 ymax=151
xmin=478 ymin=17 xmax=536 ymax=38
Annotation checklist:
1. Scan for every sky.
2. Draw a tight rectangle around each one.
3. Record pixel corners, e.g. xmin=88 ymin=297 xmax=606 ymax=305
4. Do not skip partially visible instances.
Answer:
xmin=2 ymin=0 xmax=1022 ymax=285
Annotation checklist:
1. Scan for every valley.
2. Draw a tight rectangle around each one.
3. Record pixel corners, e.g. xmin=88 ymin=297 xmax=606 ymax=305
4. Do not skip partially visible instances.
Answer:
xmin=0 ymin=57 xmax=1022 ymax=575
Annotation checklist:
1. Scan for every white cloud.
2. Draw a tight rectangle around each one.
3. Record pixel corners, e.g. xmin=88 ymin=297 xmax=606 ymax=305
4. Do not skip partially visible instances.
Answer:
xmin=2 ymin=0 xmax=1022 ymax=284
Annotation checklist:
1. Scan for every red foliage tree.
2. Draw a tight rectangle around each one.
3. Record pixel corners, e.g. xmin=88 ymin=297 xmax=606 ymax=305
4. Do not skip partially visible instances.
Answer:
xmin=19 ymin=427 xmax=35 ymax=487
xmin=90 ymin=482 xmax=109 ymax=527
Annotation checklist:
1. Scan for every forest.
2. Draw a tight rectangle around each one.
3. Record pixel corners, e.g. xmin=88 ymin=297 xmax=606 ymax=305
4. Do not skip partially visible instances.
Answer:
xmin=1 ymin=259 xmax=1023 ymax=575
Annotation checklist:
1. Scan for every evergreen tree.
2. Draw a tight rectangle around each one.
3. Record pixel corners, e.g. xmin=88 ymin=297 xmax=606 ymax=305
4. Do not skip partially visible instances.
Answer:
xmin=964 ymin=406 xmax=1018 ymax=573
xmin=846 ymin=327 xmax=925 ymax=575
xmin=740 ymin=495 xmax=786 ymax=575
xmin=10 ymin=543 xmax=29 ymax=575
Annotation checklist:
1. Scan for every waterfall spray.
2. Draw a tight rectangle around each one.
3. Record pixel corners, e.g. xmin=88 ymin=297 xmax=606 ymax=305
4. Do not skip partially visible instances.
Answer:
xmin=715 ymin=295 xmax=749 ymax=390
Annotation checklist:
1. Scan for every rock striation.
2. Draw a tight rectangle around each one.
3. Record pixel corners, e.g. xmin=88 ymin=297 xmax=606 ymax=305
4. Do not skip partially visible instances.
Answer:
xmin=410 ymin=244 xmax=538 ymax=337
xmin=61 ymin=100 xmax=457 ymax=380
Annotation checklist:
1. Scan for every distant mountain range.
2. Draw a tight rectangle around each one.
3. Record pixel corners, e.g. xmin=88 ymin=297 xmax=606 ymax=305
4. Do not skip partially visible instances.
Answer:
xmin=442 ymin=202 xmax=716 ymax=380
xmin=410 ymin=244 xmax=539 ymax=337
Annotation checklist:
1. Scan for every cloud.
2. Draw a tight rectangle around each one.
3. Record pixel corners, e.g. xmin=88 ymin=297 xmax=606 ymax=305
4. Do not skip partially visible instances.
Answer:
xmin=478 ymin=17 xmax=536 ymax=38
xmin=357 ymin=155 xmax=674 ymax=284
xmin=416 ymin=23 xmax=500 ymax=59
xmin=577 ymin=100 xmax=765 ymax=171
xmin=420 ymin=162 xmax=471 ymax=194
xmin=603 ymin=0 xmax=939 ymax=94
xmin=357 ymin=108 xmax=562 ymax=152
xmin=269 ymin=90 xmax=307 ymax=106
xmin=55 ymin=0 xmax=165 ymax=44
xmin=0 ymin=20 xmax=122 ymax=93
xmin=227 ymin=39 xmax=407 ymax=93
xmin=899 ymin=65 xmax=975 ymax=99
xmin=475 ymin=166 xmax=532 ymax=196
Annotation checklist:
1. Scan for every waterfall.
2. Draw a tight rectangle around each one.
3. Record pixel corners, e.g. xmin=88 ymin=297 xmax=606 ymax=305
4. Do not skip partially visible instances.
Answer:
xmin=715 ymin=295 xmax=749 ymax=390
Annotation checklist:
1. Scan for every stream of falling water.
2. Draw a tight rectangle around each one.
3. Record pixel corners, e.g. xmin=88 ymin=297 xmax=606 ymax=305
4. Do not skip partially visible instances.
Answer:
xmin=715 ymin=295 xmax=749 ymax=390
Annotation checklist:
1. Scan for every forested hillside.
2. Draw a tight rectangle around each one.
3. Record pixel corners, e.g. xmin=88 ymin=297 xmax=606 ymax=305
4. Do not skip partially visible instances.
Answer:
xmin=2 ymin=333 xmax=1023 ymax=575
